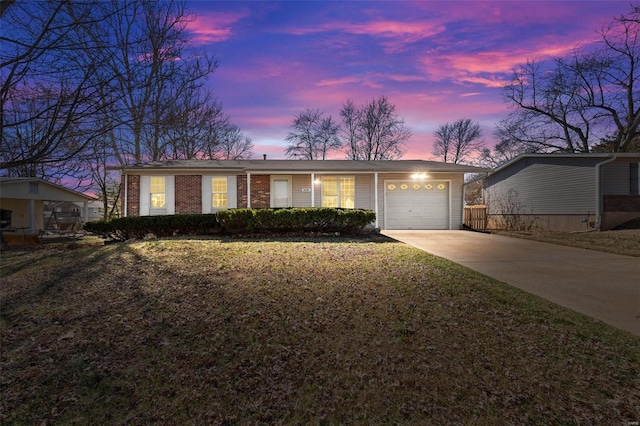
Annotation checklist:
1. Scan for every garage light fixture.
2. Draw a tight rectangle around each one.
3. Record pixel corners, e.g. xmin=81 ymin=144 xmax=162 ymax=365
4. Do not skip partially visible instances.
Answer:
xmin=411 ymin=172 xmax=428 ymax=180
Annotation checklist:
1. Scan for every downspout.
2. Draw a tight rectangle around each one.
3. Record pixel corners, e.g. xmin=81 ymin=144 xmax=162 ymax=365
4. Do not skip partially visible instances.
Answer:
xmin=594 ymin=154 xmax=617 ymax=230
xmin=84 ymin=201 xmax=89 ymax=223
xmin=247 ymin=172 xmax=251 ymax=208
xmin=311 ymin=173 xmax=315 ymax=207
xmin=374 ymin=172 xmax=379 ymax=229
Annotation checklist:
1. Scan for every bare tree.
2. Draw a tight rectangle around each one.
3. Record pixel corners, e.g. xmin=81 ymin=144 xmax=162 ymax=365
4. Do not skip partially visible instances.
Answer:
xmin=95 ymin=0 xmax=219 ymax=164
xmin=164 ymin=91 xmax=227 ymax=160
xmin=502 ymin=4 xmax=640 ymax=153
xmin=213 ymin=124 xmax=255 ymax=160
xmin=285 ymin=108 xmax=341 ymax=159
xmin=342 ymin=96 xmax=410 ymax=160
xmin=340 ymin=99 xmax=360 ymax=159
xmin=1 ymin=1 xmax=116 ymax=172
xmin=479 ymin=118 xmax=543 ymax=168
xmin=432 ymin=118 xmax=483 ymax=164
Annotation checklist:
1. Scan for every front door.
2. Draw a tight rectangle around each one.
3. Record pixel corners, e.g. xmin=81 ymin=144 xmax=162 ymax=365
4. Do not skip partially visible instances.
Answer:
xmin=271 ymin=176 xmax=292 ymax=207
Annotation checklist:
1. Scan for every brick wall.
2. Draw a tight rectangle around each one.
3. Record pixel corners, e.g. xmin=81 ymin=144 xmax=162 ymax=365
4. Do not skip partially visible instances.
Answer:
xmin=604 ymin=195 xmax=640 ymax=212
xmin=125 ymin=175 xmax=140 ymax=216
xmin=237 ymin=175 xmax=270 ymax=208
xmin=175 ymin=175 xmax=202 ymax=214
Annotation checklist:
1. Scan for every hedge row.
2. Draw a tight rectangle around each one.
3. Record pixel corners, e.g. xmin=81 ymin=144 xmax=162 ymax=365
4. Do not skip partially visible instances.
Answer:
xmin=83 ymin=214 xmax=220 ymax=241
xmin=84 ymin=208 xmax=376 ymax=240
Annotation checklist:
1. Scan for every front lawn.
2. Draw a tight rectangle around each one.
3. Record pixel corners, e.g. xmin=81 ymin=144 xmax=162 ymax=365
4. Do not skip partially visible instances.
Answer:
xmin=1 ymin=237 xmax=638 ymax=424
xmin=493 ymin=229 xmax=640 ymax=257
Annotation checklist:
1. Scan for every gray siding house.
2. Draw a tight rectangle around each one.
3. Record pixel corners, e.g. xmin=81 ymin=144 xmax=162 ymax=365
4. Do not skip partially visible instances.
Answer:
xmin=483 ymin=154 xmax=640 ymax=231
xmin=118 ymin=160 xmax=487 ymax=230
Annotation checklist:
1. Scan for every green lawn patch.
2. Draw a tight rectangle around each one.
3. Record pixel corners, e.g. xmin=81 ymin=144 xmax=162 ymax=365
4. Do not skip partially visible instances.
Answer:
xmin=1 ymin=237 xmax=638 ymax=424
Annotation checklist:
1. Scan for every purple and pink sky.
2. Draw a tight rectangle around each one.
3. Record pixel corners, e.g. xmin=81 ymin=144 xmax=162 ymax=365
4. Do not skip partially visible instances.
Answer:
xmin=185 ymin=1 xmax=632 ymax=160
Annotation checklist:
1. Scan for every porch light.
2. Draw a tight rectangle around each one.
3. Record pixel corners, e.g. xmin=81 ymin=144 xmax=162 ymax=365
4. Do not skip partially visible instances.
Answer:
xmin=314 ymin=179 xmax=322 ymax=185
xmin=411 ymin=172 xmax=428 ymax=180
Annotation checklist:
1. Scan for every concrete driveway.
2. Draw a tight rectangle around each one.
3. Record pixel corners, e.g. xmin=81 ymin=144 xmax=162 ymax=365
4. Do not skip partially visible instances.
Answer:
xmin=382 ymin=230 xmax=640 ymax=336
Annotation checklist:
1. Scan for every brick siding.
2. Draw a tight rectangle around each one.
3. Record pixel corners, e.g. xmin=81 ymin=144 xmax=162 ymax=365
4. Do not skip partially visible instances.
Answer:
xmin=124 ymin=175 xmax=140 ymax=216
xmin=604 ymin=195 xmax=640 ymax=212
xmin=175 ymin=175 xmax=202 ymax=214
xmin=237 ymin=175 xmax=270 ymax=208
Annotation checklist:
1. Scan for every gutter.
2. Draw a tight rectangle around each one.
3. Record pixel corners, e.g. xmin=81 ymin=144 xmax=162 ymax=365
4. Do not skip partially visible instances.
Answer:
xmin=594 ymin=154 xmax=617 ymax=230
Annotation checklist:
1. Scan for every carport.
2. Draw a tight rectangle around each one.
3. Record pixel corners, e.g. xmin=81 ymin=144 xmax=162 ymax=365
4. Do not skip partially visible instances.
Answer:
xmin=0 ymin=178 xmax=93 ymax=232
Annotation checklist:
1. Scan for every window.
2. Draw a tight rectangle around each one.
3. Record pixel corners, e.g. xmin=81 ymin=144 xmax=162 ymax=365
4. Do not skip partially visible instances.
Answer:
xmin=150 ymin=177 xmax=166 ymax=208
xmin=29 ymin=182 xmax=39 ymax=193
xmin=322 ymin=177 xmax=355 ymax=208
xmin=212 ymin=177 xmax=228 ymax=208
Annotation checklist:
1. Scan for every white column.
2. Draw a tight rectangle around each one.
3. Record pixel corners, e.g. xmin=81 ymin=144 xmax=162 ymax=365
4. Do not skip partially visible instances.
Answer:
xmin=246 ymin=172 xmax=251 ymax=208
xmin=124 ymin=174 xmax=128 ymax=217
xmin=29 ymin=199 xmax=35 ymax=231
xmin=311 ymin=173 xmax=315 ymax=207
xmin=374 ymin=172 xmax=379 ymax=229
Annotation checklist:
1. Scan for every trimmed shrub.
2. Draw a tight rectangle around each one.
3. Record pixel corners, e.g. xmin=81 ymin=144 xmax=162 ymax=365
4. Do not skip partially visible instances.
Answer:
xmin=216 ymin=208 xmax=256 ymax=234
xmin=84 ymin=208 xmax=375 ymax=240
xmin=84 ymin=214 xmax=220 ymax=240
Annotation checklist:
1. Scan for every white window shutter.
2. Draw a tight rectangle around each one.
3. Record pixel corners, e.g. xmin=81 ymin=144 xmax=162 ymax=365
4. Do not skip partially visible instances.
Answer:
xmin=227 ymin=175 xmax=237 ymax=208
xmin=201 ymin=176 xmax=212 ymax=213
xmin=166 ymin=176 xmax=175 ymax=215
xmin=140 ymin=176 xmax=150 ymax=216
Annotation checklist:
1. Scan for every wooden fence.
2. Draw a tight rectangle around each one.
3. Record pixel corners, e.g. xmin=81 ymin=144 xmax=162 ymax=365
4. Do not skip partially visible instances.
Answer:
xmin=464 ymin=205 xmax=487 ymax=230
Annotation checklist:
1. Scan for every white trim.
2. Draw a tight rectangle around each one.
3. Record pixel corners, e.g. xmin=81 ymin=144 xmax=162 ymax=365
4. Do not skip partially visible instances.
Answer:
xmin=374 ymin=172 xmax=379 ymax=228
xmin=311 ymin=173 xmax=315 ymax=207
xmin=124 ymin=174 xmax=128 ymax=217
xmin=247 ymin=172 xmax=251 ymax=208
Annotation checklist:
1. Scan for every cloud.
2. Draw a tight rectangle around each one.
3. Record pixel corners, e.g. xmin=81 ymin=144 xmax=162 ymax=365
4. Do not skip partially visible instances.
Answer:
xmin=417 ymin=38 xmax=586 ymax=88
xmin=186 ymin=10 xmax=250 ymax=44
xmin=283 ymin=19 xmax=445 ymax=53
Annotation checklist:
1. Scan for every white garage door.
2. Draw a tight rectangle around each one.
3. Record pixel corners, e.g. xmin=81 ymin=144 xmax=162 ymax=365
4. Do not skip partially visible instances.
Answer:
xmin=385 ymin=181 xmax=449 ymax=229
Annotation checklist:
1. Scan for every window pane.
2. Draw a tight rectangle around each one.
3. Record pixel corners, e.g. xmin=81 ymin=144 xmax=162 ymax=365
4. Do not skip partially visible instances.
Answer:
xmin=212 ymin=177 xmax=228 ymax=208
xmin=213 ymin=194 xmax=227 ymax=208
xmin=150 ymin=177 xmax=166 ymax=208
xmin=212 ymin=177 xmax=227 ymax=193
xmin=323 ymin=195 xmax=338 ymax=208
xmin=150 ymin=177 xmax=165 ymax=193
xmin=322 ymin=178 xmax=338 ymax=207
xmin=151 ymin=193 xmax=166 ymax=208
xmin=340 ymin=178 xmax=355 ymax=209
xmin=323 ymin=178 xmax=337 ymax=196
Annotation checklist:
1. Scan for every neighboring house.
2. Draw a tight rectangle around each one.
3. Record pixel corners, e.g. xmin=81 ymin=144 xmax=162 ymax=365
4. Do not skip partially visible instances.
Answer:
xmin=44 ymin=200 xmax=104 ymax=230
xmin=80 ymin=200 xmax=105 ymax=222
xmin=118 ymin=160 xmax=487 ymax=230
xmin=483 ymin=153 xmax=640 ymax=231
xmin=0 ymin=178 xmax=94 ymax=232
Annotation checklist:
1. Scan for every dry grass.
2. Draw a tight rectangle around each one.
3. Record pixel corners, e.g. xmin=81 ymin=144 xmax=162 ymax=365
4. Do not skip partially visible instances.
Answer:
xmin=1 ymin=237 xmax=639 ymax=424
xmin=493 ymin=229 xmax=640 ymax=257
